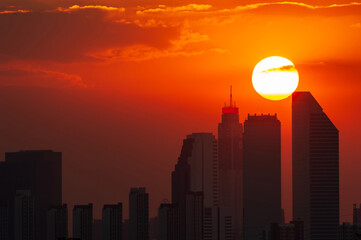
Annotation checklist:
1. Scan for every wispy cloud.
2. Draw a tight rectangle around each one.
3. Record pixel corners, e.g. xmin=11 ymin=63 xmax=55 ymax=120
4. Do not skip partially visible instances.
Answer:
xmin=54 ymin=5 xmax=125 ymax=13
xmin=0 ymin=65 xmax=87 ymax=88
xmin=262 ymin=65 xmax=297 ymax=73
xmin=136 ymin=4 xmax=212 ymax=15
xmin=0 ymin=9 xmax=31 ymax=14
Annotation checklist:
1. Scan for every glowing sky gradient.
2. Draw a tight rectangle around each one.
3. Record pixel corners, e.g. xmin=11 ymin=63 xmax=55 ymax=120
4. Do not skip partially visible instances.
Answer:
xmin=1 ymin=0 xmax=361 ymax=223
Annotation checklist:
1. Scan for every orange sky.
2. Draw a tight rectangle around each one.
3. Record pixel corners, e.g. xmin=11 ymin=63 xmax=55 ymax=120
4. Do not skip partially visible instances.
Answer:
xmin=1 ymin=0 xmax=361 ymax=223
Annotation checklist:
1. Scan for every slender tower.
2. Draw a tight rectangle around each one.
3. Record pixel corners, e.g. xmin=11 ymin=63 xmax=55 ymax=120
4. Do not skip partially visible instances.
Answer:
xmin=292 ymin=92 xmax=339 ymax=240
xmin=218 ymin=86 xmax=243 ymax=240
xmin=243 ymin=114 xmax=282 ymax=240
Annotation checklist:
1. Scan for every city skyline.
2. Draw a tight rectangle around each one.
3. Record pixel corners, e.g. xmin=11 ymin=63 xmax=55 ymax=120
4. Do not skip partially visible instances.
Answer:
xmin=1 ymin=0 xmax=361 ymax=226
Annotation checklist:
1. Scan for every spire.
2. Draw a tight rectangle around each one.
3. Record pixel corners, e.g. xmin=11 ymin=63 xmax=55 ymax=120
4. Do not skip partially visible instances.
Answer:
xmin=230 ymin=85 xmax=233 ymax=107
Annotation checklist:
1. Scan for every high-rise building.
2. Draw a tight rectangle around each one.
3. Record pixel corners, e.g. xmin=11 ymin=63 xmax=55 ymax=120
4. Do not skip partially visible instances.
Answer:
xmin=0 ymin=150 xmax=62 ymax=240
xmin=129 ymin=188 xmax=149 ymax=240
xmin=353 ymin=204 xmax=361 ymax=225
xmin=47 ymin=204 xmax=68 ymax=240
xmin=243 ymin=114 xmax=282 ymax=240
xmin=186 ymin=192 xmax=203 ymax=240
xmin=263 ymin=221 xmax=304 ymax=240
xmin=73 ymin=203 xmax=93 ymax=240
xmin=172 ymin=133 xmax=218 ymax=240
xmin=292 ymin=92 xmax=339 ymax=240
xmin=102 ymin=203 xmax=123 ymax=240
xmin=14 ymin=190 xmax=35 ymax=240
xmin=158 ymin=203 xmax=179 ymax=240
xmin=0 ymin=201 xmax=9 ymax=240
xmin=218 ymin=86 xmax=243 ymax=240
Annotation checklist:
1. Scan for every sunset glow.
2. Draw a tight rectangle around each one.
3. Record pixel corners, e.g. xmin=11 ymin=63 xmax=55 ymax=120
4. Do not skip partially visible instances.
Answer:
xmin=252 ymin=56 xmax=299 ymax=101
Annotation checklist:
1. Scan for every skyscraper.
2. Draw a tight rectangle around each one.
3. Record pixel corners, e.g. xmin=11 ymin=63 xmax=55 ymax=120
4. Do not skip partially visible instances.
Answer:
xmin=102 ymin=203 xmax=123 ymax=240
xmin=218 ymin=86 xmax=243 ymax=240
xmin=292 ymin=92 xmax=339 ymax=240
xmin=129 ymin=188 xmax=149 ymax=240
xmin=73 ymin=203 xmax=93 ymax=240
xmin=243 ymin=114 xmax=282 ymax=240
xmin=171 ymin=133 xmax=219 ymax=240
xmin=14 ymin=190 xmax=35 ymax=240
xmin=0 ymin=150 xmax=62 ymax=240
xmin=47 ymin=204 xmax=68 ymax=240
xmin=158 ymin=203 xmax=179 ymax=240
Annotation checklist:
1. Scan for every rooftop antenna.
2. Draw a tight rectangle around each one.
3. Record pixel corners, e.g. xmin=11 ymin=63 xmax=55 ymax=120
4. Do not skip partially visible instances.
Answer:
xmin=230 ymin=85 xmax=233 ymax=107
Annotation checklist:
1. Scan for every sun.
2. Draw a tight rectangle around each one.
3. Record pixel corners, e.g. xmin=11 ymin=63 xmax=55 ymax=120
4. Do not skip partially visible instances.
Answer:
xmin=252 ymin=56 xmax=299 ymax=101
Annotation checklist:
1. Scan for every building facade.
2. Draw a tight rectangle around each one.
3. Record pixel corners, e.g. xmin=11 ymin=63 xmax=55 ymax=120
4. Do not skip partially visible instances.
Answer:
xmin=243 ymin=114 xmax=282 ymax=240
xmin=292 ymin=92 xmax=339 ymax=240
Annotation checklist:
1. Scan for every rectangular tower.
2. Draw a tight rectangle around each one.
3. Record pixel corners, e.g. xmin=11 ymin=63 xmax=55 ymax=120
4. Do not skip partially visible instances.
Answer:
xmin=47 ymin=204 xmax=68 ymax=240
xmin=129 ymin=188 xmax=149 ymax=240
xmin=73 ymin=203 xmax=93 ymax=240
xmin=1 ymin=150 xmax=62 ymax=240
xmin=292 ymin=92 xmax=339 ymax=240
xmin=102 ymin=203 xmax=123 ymax=240
xmin=243 ymin=114 xmax=282 ymax=240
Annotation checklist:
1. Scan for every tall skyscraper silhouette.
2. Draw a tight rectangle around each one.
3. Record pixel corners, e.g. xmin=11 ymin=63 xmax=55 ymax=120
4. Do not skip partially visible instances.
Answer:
xmin=218 ymin=86 xmax=243 ymax=240
xmin=73 ymin=203 xmax=93 ymax=240
xmin=292 ymin=92 xmax=339 ymax=240
xmin=102 ymin=203 xmax=123 ymax=240
xmin=172 ymin=133 xmax=220 ymax=240
xmin=129 ymin=188 xmax=149 ymax=240
xmin=0 ymin=150 xmax=62 ymax=240
xmin=243 ymin=114 xmax=282 ymax=240
xmin=47 ymin=204 xmax=68 ymax=240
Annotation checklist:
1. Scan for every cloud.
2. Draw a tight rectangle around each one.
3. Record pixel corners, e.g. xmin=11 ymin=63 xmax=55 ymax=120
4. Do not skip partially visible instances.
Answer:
xmin=0 ymin=9 xmax=30 ymax=14
xmin=262 ymin=65 xmax=297 ymax=72
xmin=89 ymin=27 xmax=218 ymax=61
xmin=0 ymin=9 xmax=179 ymax=62
xmin=54 ymin=5 xmax=125 ymax=13
xmin=0 ymin=65 xmax=87 ymax=88
xmin=136 ymin=4 xmax=212 ymax=14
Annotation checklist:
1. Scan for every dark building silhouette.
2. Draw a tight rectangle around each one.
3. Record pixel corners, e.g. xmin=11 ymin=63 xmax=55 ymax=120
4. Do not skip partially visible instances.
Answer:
xmin=218 ymin=86 xmax=243 ymax=239
xmin=337 ymin=222 xmax=361 ymax=240
xmin=292 ymin=92 xmax=339 ymax=240
xmin=102 ymin=203 xmax=123 ymax=240
xmin=186 ymin=192 xmax=203 ymax=240
xmin=0 ymin=150 xmax=62 ymax=240
xmin=14 ymin=190 xmax=35 ymax=240
xmin=263 ymin=221 xmax=304 ymax=240
xmin=129 ymin=188 xmax=149 ymax=240
xmin=172 ymin=133 xmax=219 ymax=240
xmin=0 ymin=201 xmax=9 ymax=240
xmin=158 ymin=203 xmax=179 ymax=240
xmin=243 ymin=114 xmax=282 ymax=240
xmin=73 ymin=203 xmax=93 ymax=240
xmin=354 ymin=204 xmax=361 ymax=225
xmin=47 ymin=204 xmax=68 ymax=240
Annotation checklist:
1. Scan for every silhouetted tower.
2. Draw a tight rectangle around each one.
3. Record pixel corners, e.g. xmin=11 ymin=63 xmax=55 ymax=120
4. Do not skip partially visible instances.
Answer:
xmin=158 ymin=203 xmax=179 ymax=240
xmin=171 ymin=133 xmax=218 ymax=240
xmin=102 ymin=203 xmax=123 ymax=240
xmin=73 ymin=203 xmax=93 ymax=240
xmin=129 ymin=188 xmax=149 ymax=240
xmin=14 ymin=190 xmax=35 ymax=240
xmin=0 ymin=150 xmax=62 ymax=240
xmin=243 ymin=114 xmax=282 ymax=240
xmin=47 ymin=204 xmax=68 ymax=240
xmin=353 ymin=204 xmax=361 ymax=225
xmin=218 ymin=86 xmax=243 ymax=240
xmin=292 ymin=92 xmax=339 ymax=240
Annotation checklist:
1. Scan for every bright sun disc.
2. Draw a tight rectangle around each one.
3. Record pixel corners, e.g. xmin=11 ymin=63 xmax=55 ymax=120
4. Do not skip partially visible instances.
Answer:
xmin=252 ymin=56 xmax=299 ymax=101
